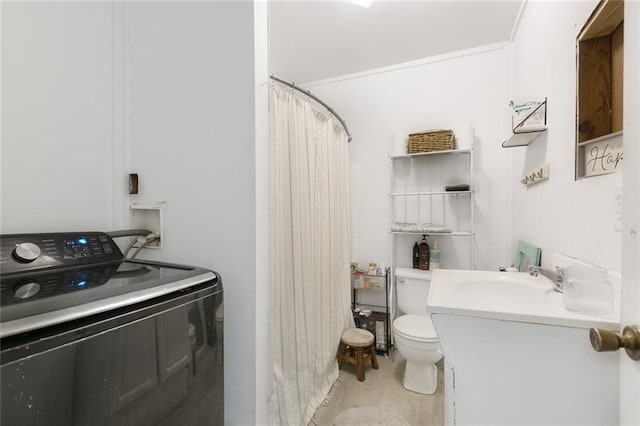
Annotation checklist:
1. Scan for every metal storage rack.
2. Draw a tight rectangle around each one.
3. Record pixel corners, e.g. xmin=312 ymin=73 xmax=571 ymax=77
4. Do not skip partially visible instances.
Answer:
xmin=389 ymin=145 xmax=475 ymax=326
xmin=351 ymin=268 xmax=390 ymax=355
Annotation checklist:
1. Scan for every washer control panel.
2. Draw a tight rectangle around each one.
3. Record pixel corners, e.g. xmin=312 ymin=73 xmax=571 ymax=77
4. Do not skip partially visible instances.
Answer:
xmin=0 ymin=232 xmax=123 ymax=275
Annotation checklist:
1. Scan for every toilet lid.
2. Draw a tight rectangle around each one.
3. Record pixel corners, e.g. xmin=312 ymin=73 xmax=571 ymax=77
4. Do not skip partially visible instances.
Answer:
xmin=393 ymin=314 xmax=438 ymax=341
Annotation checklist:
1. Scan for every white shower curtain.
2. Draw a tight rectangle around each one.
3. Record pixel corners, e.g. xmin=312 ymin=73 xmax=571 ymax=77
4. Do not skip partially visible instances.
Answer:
xmin=269 ymin=85 xmax=354 ymax=425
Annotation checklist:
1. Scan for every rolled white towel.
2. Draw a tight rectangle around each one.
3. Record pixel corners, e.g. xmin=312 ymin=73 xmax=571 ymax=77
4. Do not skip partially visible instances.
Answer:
xmin=454 ymin=124 xmax=474 ymax=149
xmin=391 ymin=132 xmax=408 ymax=156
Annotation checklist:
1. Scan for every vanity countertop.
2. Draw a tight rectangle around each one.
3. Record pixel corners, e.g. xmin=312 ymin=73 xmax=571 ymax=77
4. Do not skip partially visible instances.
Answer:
xmin=427 ymin=269 xmax=620 ymax=330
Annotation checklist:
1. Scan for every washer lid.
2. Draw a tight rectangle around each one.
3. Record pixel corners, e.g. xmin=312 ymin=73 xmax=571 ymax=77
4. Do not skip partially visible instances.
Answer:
xmin=393 ymin=314 xmax=438 ymax=340
xmin=0 ymin=260 xmax=220 ymax=339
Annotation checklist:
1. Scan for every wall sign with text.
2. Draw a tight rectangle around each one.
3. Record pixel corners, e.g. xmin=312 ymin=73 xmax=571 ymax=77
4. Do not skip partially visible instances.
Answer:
xmin=584 ymin=138 xmax=623 ymax=177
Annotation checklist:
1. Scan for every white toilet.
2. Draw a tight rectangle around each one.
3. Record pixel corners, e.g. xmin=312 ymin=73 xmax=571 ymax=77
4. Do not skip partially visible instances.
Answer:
xmin=392 ymin=267 xmax=443 ymax=394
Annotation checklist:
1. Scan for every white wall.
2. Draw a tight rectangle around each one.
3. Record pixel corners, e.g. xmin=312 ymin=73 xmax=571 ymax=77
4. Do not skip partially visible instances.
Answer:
xmin=123 ymin=3 xmax=258 ymax=424
xmin=304 ymin=44 xmax=512 ymax=272
xmin=2 ymin=2 xmax=265 ymax=424
xmin=1 ymin=3 xmax=118 ymax=232
xmin=298 ymin=1 xmax=624 ymax=293
xmin=253 ymin=1 xmax=272 ymax=423
xmin=508 ymin=1 xmax=622 ymax=272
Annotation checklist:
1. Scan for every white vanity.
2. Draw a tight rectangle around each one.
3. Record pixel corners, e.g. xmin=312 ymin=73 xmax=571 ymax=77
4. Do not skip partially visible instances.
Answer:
xmin=427 ymin=269 xmax=620 ymax=426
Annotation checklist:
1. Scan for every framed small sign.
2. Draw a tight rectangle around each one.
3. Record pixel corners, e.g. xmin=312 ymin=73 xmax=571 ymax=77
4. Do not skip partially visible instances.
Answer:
xmin=583 ymin=137 xmax=623 ymax=177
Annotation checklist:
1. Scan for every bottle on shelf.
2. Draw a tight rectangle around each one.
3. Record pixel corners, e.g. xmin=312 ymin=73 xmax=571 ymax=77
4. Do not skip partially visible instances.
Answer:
xmin=430 ymin=239 xmax=440 ymax=270
xmin=418 ymin=235 xmax=430 ymax=270
xmin=413 ymin=242 xmax=419 ymax=269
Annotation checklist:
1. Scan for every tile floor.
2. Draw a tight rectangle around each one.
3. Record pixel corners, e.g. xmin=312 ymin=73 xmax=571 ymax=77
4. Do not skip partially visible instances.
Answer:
xmin=311 ymin=350 xmax=445 ymax=426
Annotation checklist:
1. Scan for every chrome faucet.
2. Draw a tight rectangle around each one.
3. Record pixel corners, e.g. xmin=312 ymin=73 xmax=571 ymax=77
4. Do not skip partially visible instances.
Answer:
xmin=528 ymin=265 xmax=564 ymax=293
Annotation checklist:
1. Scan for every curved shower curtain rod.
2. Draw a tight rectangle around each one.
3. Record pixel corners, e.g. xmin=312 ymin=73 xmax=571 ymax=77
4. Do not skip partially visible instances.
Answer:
xmin=270 ymin=75 xmax=352 ymax=142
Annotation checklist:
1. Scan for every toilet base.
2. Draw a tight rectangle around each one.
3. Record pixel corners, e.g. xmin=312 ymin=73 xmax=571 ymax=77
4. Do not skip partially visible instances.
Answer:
xmin=402 ymin=361 xmax=438 ymax=395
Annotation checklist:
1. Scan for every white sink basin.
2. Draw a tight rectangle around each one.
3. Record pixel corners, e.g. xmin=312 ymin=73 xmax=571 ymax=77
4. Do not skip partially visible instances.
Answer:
xmin=427 ymin=269 xmax=619 ymax=329
xmin=427 ymin=269 xmax=620 ymax=425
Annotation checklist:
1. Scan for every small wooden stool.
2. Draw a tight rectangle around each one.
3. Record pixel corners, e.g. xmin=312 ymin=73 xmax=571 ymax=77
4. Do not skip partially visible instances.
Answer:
xmin=336 ymin=328 xmax=379 ymax=381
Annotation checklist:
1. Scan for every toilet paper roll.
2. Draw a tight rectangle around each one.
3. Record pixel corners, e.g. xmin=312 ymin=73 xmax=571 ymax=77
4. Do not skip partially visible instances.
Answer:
xmin=392 ymin=131 xmax=406 ymax=144
xmin=454 ymin=124 xmax=474 ymax=149
xmin=391 ymin=131 xmax=408 ymax=156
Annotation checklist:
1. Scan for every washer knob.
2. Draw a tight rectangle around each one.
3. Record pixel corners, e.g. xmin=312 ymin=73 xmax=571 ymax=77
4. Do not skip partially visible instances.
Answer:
xmin=13 ymin=242 xmax=41 ymax=263
xmin=14 ymin=282 xmax=41 ymax=299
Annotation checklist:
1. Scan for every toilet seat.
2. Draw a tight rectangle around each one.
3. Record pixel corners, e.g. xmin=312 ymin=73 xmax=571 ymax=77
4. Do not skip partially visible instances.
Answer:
xmin=393 ymin=314 xmax=438 ymax=342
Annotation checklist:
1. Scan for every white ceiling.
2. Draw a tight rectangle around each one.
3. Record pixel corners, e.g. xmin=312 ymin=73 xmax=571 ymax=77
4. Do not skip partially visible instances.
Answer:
xmin=269 ymin=0 xmax=523 ymax=83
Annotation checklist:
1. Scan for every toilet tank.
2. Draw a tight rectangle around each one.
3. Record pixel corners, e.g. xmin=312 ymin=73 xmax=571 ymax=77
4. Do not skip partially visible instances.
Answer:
xmin=395 ymin=267 xmax=432 ymax=315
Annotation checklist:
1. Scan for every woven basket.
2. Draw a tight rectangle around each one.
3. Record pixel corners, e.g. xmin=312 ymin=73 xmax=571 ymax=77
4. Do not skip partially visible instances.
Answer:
xmin=408 ymin=130 xmax=455 ymax=154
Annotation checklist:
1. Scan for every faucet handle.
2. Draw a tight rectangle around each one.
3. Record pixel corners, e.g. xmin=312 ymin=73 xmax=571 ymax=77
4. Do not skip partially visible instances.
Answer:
xmin=528 ymin=265 xmax=540 ymax=276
